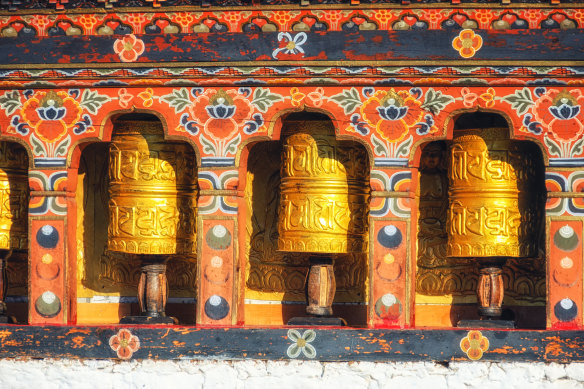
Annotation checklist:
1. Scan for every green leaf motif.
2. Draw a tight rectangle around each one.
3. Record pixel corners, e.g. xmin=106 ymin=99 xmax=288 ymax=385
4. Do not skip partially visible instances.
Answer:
xmin=421 ymin=88 xmax=455 ymax=115
xmin=370 ymin=134 xmax=389 ymax=157
xmin=54 ymin=135 xmax=71 ymax=157
xmin=199 ymin=134 xmax=217 ymax=156
xmin=330 ymin=88 xmax=362 ymax=115
xmin=29 ymin=134 xmax=47 ymax=157
xmin=501 ymin=88 xmax=534 ymax=116
xmin=395 ymin=135 xmax=413 ymax=158
xmin=224 ymin=133 xmax=241 ymax=156
xmin=80 ymin=90 xmax=110 ymax=115
xmin=161 ymin=88 xmax=192 ymax=114
xmin=252 ymin=88 xmax=283 ymax=113
xmin=544 ymin=135 xmax=562 ymax=157
xmin=0 ymin=91 xmax=21 ymax=116
xmin=570 ymin=137 xmax=584 ymax=158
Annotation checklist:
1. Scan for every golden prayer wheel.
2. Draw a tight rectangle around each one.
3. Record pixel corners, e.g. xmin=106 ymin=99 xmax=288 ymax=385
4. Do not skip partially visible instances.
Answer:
xmin=0 ymin=142 xmax=28 ymax=323
xmin=107 ymin=119 xmax=197 ymax=323
xmin=0 ymin=142 xmax=28 ymax=251
xmin=278 ymin=118 xmax=369 ymax=319
xmin=278 ymin=120 xmax=369 ymax=254
xmin=446 ymin=127 xmax=540 ymax=321
xmin=447 ymin=128 xmax=537 ymax=259
xmin=108 ymin=121 xmax=197 ymax=256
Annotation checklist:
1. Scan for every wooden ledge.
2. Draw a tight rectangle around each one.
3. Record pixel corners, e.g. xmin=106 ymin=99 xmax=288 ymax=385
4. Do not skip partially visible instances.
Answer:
xmin=0 ymin=326 xmax=582 ymax=363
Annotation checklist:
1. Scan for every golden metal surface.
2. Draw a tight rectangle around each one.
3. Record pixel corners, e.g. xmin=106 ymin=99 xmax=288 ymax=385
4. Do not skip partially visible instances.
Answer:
xmin=0 ymin=142 xmax=28 ymax=251
xmin=107 ymin=121 xmax=198 ymax=256
xmin=416 ymin=140 xmax=545 ymax=302
xmin=447 ymin=128 xmax=539 ymax=259
xmin=245 ymin=141 xmax=367 ymax=303
xmin=277 ymin=120 xmax=369 ymax=254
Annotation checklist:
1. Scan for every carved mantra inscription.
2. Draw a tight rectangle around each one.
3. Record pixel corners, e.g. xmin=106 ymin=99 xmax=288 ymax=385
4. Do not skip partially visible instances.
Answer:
xmin=278 ymin=123 xmax=369 ymax=254
xmin=447 ymin=129 xmax=538 ymax=258
xmin=416 ymin=141 xmax=545 ymax=299
xmin=108 ymin=123 xmax=197 ymax=256
xmin=0 ymin=142 xmax=28 ymax=251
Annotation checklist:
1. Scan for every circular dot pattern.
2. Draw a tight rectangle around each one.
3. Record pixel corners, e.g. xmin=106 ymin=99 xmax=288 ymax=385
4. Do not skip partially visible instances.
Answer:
xmin=35 ymin=291 xmax=61 ymax=318
xmin=377 ymin=225 xmax=403 ymax=249
xmin=42 ymin=254 xmax=53 ymax=264
xmin=36 ymin=225 xmax=59 ymax=249
xmin=560 ymin=257 xmax=574 ymax=269
xmin=374 ymin=293 xmax=402 ymax=320
xmin=554 ymin=298 xmax=578 ymax=322
xmin=554 ymin=225 xmax=579 ymax=252
xmin=205 ymin=225 xmax=232 ymax=250
xmin=376 ymin=255 xmax=402 ymax=282
xmin=36 ymin=261 xmax=60 ymax=281
xmin=204 ymin=295 xmax=230 ymax=320
xmin=211 ymin=256 xmax=223 ymax=268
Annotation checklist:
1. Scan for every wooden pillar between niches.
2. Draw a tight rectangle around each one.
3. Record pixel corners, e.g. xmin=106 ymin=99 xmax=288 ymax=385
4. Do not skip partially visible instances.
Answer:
xmin=196 ymin=193 xmax=238 ymax=326
xmin=29 ymin=191 xmax=69 ymax=325
xmin=368 ymin=168 xmax=415 ymax=329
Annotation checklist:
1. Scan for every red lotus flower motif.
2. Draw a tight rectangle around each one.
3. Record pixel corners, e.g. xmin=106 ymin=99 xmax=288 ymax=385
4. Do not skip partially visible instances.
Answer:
xmin=532 ymin=89 xmax=584 ymax=143
xmin=460 ymin=330 xmax=489 ymax=361
xmin=361 ymin=89 xmax=424 ymax=142
xmin=189 ymin=89 xmax=254 ymax=143
xmin=109 ymin=328 xmax=140 ymax=360
xmin=452 ymin=29 xmax=483 ymax=59
xmin=114 ymin=34 xmax=145 ymax=63
xmin=20 ymin=91 xmax=83 ymax=143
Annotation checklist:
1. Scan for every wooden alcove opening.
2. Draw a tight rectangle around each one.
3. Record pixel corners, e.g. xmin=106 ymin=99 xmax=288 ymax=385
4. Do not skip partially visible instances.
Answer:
xmin=2 ymin=141 xmax=29 ymax=324
xmin=243 ymin=111 xmax=370 ymax=326
xmin=415 ymin=112 xmax=547 ymax=329
xmin=76 ymin=113 xmax=198 ymax=324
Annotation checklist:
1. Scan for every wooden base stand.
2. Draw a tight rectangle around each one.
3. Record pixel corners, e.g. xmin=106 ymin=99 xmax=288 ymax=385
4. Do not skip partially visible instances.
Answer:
xmin=120 ymin=255 xmax=176 ymax=325
xmin=477 ymin=258 xmax=506 ymax=319
xmin=306 ymin=256 xmax=336 ymax=317
xmin=458 ymin=257 xmax=515 ymax=328
xmin=287 ymin=256 xmax=345 ymax=326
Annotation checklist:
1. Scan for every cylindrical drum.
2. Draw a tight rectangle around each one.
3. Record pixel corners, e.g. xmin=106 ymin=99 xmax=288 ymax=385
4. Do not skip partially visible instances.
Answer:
xmin=108 ymin=121 xmax=197 ymax=255
xmin=446 ymin=128 xmax=538 ymax=258
xmin=0 ymin=142 xmax=28 ymax=251
xmin=277 ymin=120 xmax=369 ymax=254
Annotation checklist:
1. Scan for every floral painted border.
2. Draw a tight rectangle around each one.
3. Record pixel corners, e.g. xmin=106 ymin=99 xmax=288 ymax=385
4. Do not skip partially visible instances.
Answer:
xmin=0 ymin=85 xmax=583 ymax=168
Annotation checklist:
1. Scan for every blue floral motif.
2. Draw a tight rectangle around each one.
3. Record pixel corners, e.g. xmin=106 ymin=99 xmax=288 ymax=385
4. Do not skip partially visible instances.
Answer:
xmin=549 ymin=104 xmax=580 ymax=120
xmin=180 ymin=113 xmax=199 ymax=135
xmin=378 ymin=105 xmax=408 ymax=121
xmin=244 ymin=113 xmax=264 ymax=135
xmin=191 ymin=88 xmax=204 ymax=98
xmin=73 ymin=114 xmax=92 ymax=135
xmin=238 ymin=87 xmax=252 ymax=97
xmin=68 ymin=89 xmax=80 ymax=99
xmin=350 ymin=113 xmax=369 ymax=135
xmin=37 ymin=105 xmax=66 ymax=121
xmin=534 ymin=87 xmax=547 ymax=98
xmin=362 ymin=87 xmax=375 ymax=98
xmin=206 ymin=104 xmax=236 ymax=120
xmin=410 ymin=87 xmax=423 ymax=99
xmin=523 ymin=114 xmax=543 ymax=135
xmin=11 ymin=115 xmax=29 ymax=135
xmin=415 ymin=114 xmax=435 ymax=135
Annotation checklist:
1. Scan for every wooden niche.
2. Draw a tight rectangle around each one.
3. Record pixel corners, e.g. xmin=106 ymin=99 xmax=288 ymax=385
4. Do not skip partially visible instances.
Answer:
xmin=75 ymin=113 xmax=198 ymax=324
xmin=243 ymin=112 xmax=369 ymax=326
xmin=415 ymin=112 xmax=547 ymax=328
